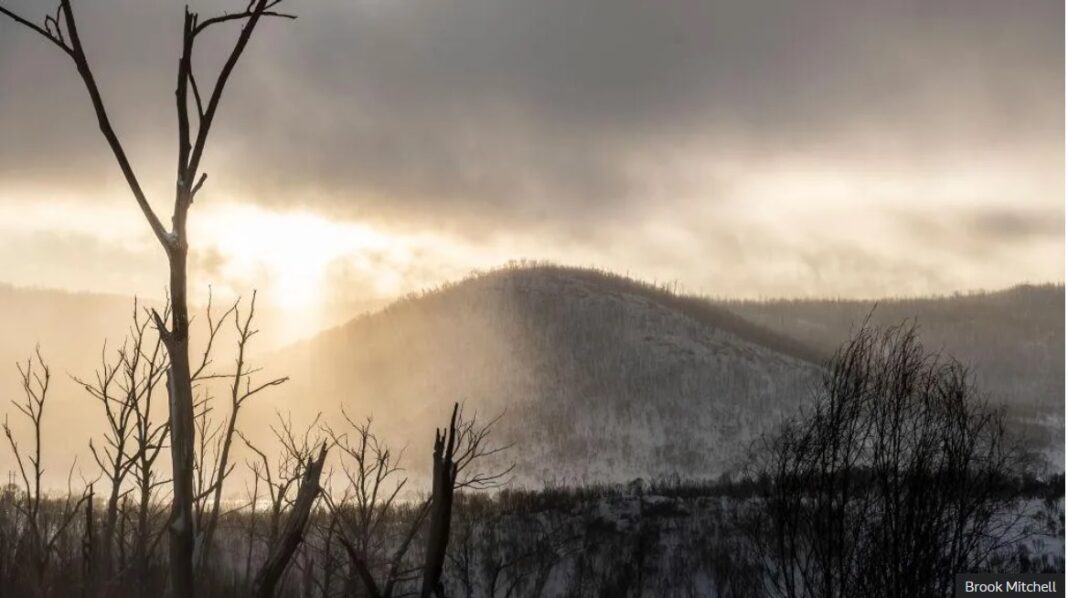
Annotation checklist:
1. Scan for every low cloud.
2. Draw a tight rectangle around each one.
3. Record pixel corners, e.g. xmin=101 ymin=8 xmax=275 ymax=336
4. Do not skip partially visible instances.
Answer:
xmin=0 ymin=0 xmax=1062 ymax=298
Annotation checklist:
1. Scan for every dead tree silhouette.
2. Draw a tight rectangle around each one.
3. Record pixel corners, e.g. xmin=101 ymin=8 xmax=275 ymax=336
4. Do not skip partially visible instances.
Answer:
xmin=421 ymin=404 xmax=513 ymax=598
xmin=322 ymin=404 xmax=512 ymax=598
xmin=747 ymin=322 xmax=1027 ymax=598
xmin=421 ymin=406 xmax=461 ymax=598
xmin=252 ymin=444 xmax=329 ymax=598
xmin=240 ymin=414 xmax=330 ymax=597
xmin=2 ymin=349 xmax=92 ymax=597
xmin=325 ymin=413 xmax=432 ymax=598
xmin=0 ymin=2 xmax=297 ymax=595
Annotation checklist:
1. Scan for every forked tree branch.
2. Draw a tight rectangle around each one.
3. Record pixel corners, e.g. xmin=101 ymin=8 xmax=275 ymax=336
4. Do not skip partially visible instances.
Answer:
xmin=0 ymin=0 xmax=295 ymax=252
xmin=0 ymin=5 xmax=71 ymax=56
xmin=183 ymin=0 xmax=295 ymax=190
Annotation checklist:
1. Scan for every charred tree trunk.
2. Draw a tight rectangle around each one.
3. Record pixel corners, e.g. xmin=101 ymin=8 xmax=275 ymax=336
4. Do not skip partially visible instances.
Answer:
xmin=162 ymin=247 xmax=197 ymax=598
xmin=82 ymin=486 xmax=95 ymax=598
xmin=135 ymin=476 xmax=152 ymax=593
xmin=251 ymin=444 xmax=329 ymax=598
xmin=420 ymin=404 xmax=460 ymax=598
xmin=116 ymin=496 xmax=128 ymax=584
xmin=99 ymin=479 xmax=120 ymax=585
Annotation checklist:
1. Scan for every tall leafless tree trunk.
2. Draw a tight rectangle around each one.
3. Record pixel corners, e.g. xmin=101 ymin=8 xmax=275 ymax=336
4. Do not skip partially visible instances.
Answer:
xmin=81 ymin=486 xmax=95 ymax=598
xmin=421 ymin=405 xmax=460 ymax=598
xmin=0 ymin=3 xmax=295 ymax=595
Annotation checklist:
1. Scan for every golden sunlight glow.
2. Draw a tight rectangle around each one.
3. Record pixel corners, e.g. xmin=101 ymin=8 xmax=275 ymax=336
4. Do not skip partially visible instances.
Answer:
xmin=197 ymin=203 xmax=430 ymax=307
xmin=0 ymin=148 xmax=1060 ymax=313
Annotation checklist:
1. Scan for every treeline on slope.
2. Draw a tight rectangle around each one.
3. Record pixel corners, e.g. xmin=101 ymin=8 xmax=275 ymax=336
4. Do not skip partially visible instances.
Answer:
xmin=720 ymin=284 xmax=1064 ymax=407
xmin=273 ymin=262 xmax=819 ymax=484
xmin=371 ymin=261 xmax=826 ymax=366
xmin=273 ymin=263 xmax=1062 ymax=485
xmin=455 ymin=320 xmax=1064 ymax=598
xmin=722 ymin=284 xmax=1066 ymax=464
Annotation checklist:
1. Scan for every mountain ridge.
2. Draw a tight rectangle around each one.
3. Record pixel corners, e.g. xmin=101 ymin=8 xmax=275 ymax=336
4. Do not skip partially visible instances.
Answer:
xmin=258 ymin=265 xmax=1063 ymax=483
xmin=0 ymin=267 xmax=1060 ymax=487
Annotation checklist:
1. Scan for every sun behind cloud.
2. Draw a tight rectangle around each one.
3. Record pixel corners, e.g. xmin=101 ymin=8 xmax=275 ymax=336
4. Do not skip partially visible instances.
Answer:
xmin=195 ymin=203 xmax=409 ymax=307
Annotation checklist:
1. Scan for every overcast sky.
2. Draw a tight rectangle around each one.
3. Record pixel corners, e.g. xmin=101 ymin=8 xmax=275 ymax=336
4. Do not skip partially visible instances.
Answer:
xmin=0 ymin=0 xmax=1063 ymax=306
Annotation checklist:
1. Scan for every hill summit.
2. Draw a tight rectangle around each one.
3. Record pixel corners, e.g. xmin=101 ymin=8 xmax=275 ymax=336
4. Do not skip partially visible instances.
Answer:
xmin=264 ymin=265 xmax=821 ymax=484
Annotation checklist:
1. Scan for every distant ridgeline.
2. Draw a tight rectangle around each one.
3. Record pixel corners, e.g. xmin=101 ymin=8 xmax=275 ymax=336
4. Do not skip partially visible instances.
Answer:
xmin=262 ymin=265 xmax=1065 ymax=485
xmin=719 ymin=282 xmax=1065 ymax=467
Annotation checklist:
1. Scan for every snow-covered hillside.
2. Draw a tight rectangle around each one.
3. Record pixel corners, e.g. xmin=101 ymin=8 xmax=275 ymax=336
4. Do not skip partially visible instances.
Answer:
xmin=263 ymin=266 xmax=821 ymax=484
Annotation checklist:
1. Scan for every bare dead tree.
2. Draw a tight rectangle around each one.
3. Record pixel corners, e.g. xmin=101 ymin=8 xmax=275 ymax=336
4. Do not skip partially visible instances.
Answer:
xmin=324 ymin=413 xmax=431 ymax=598
xmin=0 ymin=3 xmax=296 ymax=594
xmin=252 ymin=443 xmax=329 ymax=598
xmin=2 ymin=348 xmax=92 ymax=597
xmin=421 ymin=406 xmax=460 ymax=598
xmin=5 ymin=349 xmax=50 ymax=534
xmin=450 ymin=407 xmax=515 ymax=493
xmin=747 ymin=322 xmax=1028 ymax=598
xmin=240 ymin=414 xmax=321 ymax=552
xmin=188 ymin=292 xmax=241 ymax=546
xmin=239 ymin=414 xmax=329 ymax=597
xmin=82 ymin=485 xmax=95 ymax=597
xmin=75 ymin=325 xmax=138 ymax=584
xmin=125 ymin=309 xmax=171 ymax=594
xmin=243 ymin=473 xmax=262 ymax=584
xmin=320 ymin=403 xmax=511 ymax=598
xmin=421 ymin=403 xmax=513 ymax=598
xmin=196 ymin=291 xmax=288 ymax=571
xmin=78 ymin=342 xmax=131 ymax=587
xmin=73 ymin=300 xmax=172 ymax=593
xmin=448 ymin=501 xmax=578 ymax=598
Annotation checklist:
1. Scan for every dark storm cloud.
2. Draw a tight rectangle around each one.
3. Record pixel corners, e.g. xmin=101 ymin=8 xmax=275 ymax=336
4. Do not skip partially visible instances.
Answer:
xmin=967 ymin=207 xmax=1065 ymax=241
xmin=0 ymin=0 xmax=1063 ymax=230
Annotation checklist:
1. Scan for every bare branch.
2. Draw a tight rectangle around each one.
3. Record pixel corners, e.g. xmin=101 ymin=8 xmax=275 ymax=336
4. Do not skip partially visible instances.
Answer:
xmin=0 ymin=4 xmax=73 ymax=55
xmin=193 ymin=8 xmax=296 ymax=35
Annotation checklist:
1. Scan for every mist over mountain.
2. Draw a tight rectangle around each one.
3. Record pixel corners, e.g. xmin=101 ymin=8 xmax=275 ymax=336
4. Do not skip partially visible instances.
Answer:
xmin=255 ymin=265 xmax=1064 ymax=485
xmin=0 ymin=267 xmax=1061 ymax=488
xmin=0 ymin=283 xmax=372 ymax=483
xmin=260 ymin=265 xmax=821 ymax=485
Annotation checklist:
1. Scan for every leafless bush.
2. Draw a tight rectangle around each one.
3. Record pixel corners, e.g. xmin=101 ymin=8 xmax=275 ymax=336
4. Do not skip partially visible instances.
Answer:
xmin=74 ymin=300 xmax=170 ymax=593
xmin=746 ymin=322 xmax=1029 ymax=598
xmin=2 ymin=349 xmax=90 ymax=597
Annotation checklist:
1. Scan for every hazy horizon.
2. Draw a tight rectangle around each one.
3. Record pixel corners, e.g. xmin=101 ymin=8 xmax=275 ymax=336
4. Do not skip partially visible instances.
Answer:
xmin=0 ymin=259 xmax=1064 ymax=303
